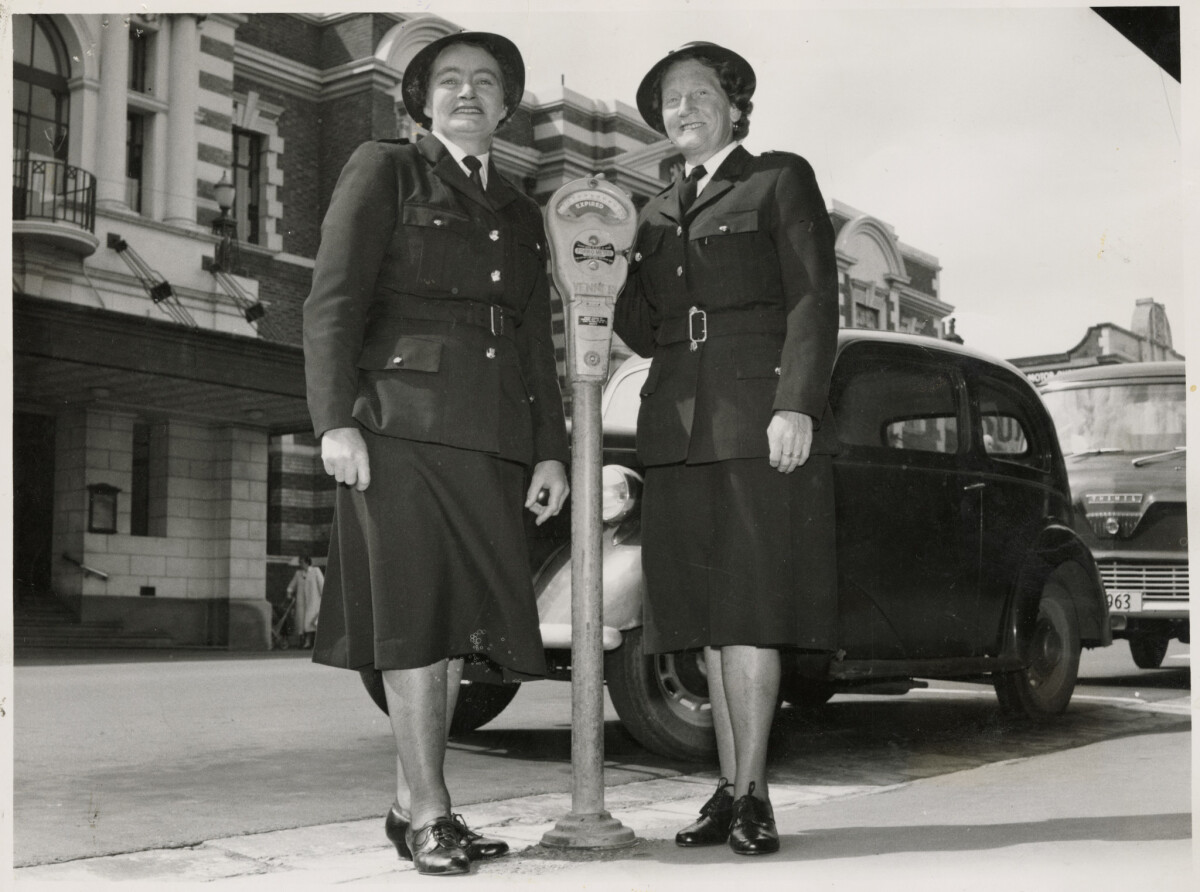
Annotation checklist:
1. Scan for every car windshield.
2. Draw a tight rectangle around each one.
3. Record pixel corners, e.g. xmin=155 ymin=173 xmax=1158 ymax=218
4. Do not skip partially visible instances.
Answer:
xmin=1041 ymin=381 xmax=1185 ymax=455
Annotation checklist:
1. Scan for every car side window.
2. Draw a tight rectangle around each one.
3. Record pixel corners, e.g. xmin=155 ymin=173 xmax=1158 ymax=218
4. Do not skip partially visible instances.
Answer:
xmin=831 ymin=346 xmax=962 ymax=455
xmin=974 ymin=376 xmax=1049 ymax=471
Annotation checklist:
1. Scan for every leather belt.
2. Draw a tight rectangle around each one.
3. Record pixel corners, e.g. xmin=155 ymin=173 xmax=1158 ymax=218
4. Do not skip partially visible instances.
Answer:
xmin=655 ymin=306 xmax=785 ymax=350
xmin=374 ymin=296 xmax=516 ymax=340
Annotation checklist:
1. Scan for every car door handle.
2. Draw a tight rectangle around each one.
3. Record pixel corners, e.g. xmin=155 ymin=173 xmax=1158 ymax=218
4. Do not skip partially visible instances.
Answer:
xmin=963 ymin=482 xmax=987 ymax=491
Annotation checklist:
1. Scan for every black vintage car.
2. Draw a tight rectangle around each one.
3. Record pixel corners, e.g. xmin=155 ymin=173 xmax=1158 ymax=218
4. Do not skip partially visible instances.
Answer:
xmin=1038 ymin=362 xmax=1188 ymax=669
xmin=366 ymin=330 xmax=1111 ymax=760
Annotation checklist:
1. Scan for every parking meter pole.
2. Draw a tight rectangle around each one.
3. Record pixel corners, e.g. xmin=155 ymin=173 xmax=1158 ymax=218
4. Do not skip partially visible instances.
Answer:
xmin=540 ymin=176 xmax=637 ymax=850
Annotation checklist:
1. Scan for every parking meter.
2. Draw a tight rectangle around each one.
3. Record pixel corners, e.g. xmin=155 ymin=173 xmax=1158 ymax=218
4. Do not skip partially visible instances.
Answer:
xmin=545 ymin=176 xmax=638 ymax=383
xmin=541 ymin=175 xmax=638 ymax=850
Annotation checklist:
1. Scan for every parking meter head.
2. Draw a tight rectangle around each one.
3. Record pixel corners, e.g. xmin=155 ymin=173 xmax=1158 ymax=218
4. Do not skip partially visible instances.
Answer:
xmin=544 ymin=177 xmax=638 ymax=383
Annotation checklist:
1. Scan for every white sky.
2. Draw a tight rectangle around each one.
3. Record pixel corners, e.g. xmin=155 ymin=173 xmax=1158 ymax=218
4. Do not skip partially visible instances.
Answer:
xmin=6 ymin=0 xmax=1190 ymax=363
xmin=445 ymin=0 xmax=1186 ymax=362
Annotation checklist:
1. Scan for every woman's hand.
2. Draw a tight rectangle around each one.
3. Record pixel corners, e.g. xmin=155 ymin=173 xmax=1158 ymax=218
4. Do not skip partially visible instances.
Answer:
xmin=767 ymin=410 xmax=813 ymax=474
xmin=526 ymin=460 xmax=569 ymax=526
xmin=321 ymin=427 xmax=371 ymax=491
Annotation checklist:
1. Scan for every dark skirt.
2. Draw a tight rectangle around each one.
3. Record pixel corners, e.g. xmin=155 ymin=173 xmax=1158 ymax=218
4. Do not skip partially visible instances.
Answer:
xmin=311 ymin=430 xmax=546 ymax=679
xmin=640 ymin=455 xmax=837 ymax=654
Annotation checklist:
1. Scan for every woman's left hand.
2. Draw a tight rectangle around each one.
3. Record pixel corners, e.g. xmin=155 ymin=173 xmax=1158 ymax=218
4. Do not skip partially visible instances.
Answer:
xmin=526 ymin=460 xmax=570 ymax=525
xmin=767 ymin=410 xmax=814 ymax=474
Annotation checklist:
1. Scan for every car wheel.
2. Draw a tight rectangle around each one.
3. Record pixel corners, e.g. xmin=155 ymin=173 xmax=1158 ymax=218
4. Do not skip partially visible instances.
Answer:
xmin=604 ymin=626 xmax=717 ymax=761
xmin=779 ymin=677 xmax=835 ymax=708
xmin=1128 ymin=634 xmax=1171 ymax=670
xmin=448 ymin=681 xmax=521 ymax=735
xmin=994 ymin=571 xmax=1082 ymax=717
xmin=357 ymin=669 xmax=520 ymax=736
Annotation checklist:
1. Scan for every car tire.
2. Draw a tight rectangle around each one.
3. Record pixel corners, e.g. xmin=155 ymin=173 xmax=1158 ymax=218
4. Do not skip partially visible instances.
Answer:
xmin=1128 ymin=634 xmax=1171 ymax=670
xmin=357 ymin=669 xmax=520 ymax=736
xmin=604 ymin=626 xmax=717 ymax=761
xmin=994 ymin=570 xmax=1082 ymax=717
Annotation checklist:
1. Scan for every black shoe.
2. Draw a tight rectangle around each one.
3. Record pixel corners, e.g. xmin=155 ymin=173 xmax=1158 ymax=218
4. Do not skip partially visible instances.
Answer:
xmin=450 ymin=813 xmax=510 ymax=860
xmin=384 ymin=805 xmax=412 ymax=859
xmin=405 ymin=816 xmax=471 ymax=876
xmin=675 ymin=777 xmax=734 ymax=847
xmin=386 ymin=806 xmax=509 ymax=862
xmin=728 ymin=782 xmax=779 ymax=855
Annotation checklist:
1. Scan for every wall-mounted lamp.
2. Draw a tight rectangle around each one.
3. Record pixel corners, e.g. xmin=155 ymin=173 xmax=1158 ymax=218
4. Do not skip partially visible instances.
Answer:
xmin=211 ymin=171 xmax=239 ymax=273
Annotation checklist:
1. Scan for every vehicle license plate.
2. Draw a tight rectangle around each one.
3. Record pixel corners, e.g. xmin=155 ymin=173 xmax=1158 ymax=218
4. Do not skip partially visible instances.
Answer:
xmin=1105 ymin=591 xmax=1143 ymax=612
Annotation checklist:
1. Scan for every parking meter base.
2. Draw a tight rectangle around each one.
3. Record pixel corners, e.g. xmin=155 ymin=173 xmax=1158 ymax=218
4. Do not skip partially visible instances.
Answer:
xmin=540 ymin=811 xmax=638 ymax=850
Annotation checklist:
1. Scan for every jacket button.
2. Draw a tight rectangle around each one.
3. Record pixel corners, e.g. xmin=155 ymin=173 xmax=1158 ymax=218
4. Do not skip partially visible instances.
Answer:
xmin=719 ymin=224 xmax=729 ymax=233
xmin=774 ymin=367 xmax=781 ymax=376
xmin=392 ymin=356 xmax=404 ymax=366
xmin=634 ymin=252 xmax=643 ymax=262
xmin=491 ymin=270 xmax=501 ymax=282
xmin=451 ymin=287 xmax=459 ymax=295
xmin=486 ymin=347 xmax=496 ymax=359
xmin=489 ymin=230 xmax=500 ymax=241
xmin=676 ymin=266 xmax=683 ymax=277
xmin=676 ymin=225 xmax=682 ymax=236
xmin=434 ymin=218 xmax=445 ymax=227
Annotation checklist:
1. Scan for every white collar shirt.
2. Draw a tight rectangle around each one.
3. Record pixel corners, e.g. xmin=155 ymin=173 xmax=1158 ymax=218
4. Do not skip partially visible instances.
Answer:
xmin=430 ymin=131 xmax=490 ymax=190
xmin=685 ymin=141 xmax=740 ymax=197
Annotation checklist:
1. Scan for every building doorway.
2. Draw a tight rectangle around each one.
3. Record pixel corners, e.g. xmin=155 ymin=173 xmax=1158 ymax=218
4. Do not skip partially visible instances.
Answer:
xmin=13 ymin=412 xmax=57 ymax=606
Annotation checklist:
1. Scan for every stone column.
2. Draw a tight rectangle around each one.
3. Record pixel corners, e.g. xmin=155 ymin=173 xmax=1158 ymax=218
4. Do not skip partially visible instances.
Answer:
xmin=164 ymin=14 xmax=201 ymax=228
xmin=212 ymin=426 xmax=272 ymax=649
xmin=95 ymin=15 xmax=129 ymax=208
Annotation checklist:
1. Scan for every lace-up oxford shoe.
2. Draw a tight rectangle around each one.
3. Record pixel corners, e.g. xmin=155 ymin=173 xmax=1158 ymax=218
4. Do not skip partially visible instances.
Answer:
xmin=728 ymin=782 xmax=779 ymax=855
xmin=405 ymin=816 xmax=471 ymax=876
xmin=675 ymin=777 xmax=734 ymax=847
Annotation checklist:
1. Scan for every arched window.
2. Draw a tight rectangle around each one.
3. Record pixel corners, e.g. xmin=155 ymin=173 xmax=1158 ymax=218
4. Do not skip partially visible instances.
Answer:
xmin=12 ymin=16 xmax=71 ymax=161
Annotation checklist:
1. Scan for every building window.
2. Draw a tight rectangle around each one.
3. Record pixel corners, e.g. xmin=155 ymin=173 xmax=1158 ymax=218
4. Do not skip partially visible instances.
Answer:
xmin=128 ymin=27 xmax=156 ymax=94
xmin=854 ymin=304 xmax=880 ymax=330
xmin=126 ymin=112 xmax=147 ymax=212
xmin=12 ymin=15 xmax=71 ymax=160
xmin=233 ymin=127 xmax=262 ymax=245
xmin=130 ymin=422 xmax=167 ymax=537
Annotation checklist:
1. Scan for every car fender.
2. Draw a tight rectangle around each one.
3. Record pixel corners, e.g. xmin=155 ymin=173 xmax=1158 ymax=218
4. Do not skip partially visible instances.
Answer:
xmin=1000 ymin=523 xmax=1111 ymax=659
xmin=534 ymin=520 xmax=645 ymax=649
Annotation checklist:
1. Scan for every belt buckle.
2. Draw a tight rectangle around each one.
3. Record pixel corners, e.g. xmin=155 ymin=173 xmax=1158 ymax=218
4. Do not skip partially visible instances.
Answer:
xmin=688 ymin=306 xmax=707 ymax=352
xmin=490 ymin=304 xmax=504 ymax=337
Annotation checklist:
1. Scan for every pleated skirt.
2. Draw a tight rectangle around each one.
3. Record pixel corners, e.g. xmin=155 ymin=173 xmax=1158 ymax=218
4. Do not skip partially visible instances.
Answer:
xmin=640 ymin=454 xmax=837 ymax=654
xmin=311 ymin=430 xmax=546 ymax=679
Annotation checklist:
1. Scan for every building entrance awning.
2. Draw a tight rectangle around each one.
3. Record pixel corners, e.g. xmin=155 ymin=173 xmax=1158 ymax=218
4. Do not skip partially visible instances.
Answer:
xmin=13 ymin=295 xmax=312 ymax=433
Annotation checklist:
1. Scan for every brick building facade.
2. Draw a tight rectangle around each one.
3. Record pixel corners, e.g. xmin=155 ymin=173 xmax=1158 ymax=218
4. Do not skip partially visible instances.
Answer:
xmin=12 ymin=11 xmax=952 ymax=649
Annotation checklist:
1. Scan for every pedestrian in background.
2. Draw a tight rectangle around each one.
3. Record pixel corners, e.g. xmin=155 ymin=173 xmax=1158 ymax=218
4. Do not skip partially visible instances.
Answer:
xmin=615 ymin=41 xmax=840 ymax=856
xmin=285 ymin=556 xmax=323 ymax=649
xmin=302 ymin=30 xmax=569 ymax=877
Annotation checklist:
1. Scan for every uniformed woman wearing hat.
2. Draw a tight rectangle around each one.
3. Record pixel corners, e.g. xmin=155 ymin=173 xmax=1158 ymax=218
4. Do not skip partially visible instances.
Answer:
xmin=614 ymin=42 xmax=840 ymax=856
xmin=303 ymin=31 xmax=569 ymax=876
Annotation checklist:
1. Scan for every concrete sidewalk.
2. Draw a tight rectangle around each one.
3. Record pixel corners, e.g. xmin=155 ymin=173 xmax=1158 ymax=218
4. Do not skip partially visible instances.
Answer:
xmin=15 ymin=703 xmax=1195 ymax=890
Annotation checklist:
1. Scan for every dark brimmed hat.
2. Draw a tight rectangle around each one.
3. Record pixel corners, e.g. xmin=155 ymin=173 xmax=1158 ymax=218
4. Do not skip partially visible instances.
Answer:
xmin=402 ymin=31 xmax=525 ymax=129
xmin=635 ymin=41 xmax=756 ymax=134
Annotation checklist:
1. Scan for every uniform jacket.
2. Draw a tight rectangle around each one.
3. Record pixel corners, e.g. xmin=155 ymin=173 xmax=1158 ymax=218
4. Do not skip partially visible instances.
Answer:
xmin=304 ymin=137 xmax=569 ymax=468
xmin=613 ymin=145 xmax=839 ymax=466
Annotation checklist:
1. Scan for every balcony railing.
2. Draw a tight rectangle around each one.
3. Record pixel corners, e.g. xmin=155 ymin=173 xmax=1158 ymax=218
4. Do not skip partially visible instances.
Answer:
xmin=12 ymin=155 xmax=97 ymax=232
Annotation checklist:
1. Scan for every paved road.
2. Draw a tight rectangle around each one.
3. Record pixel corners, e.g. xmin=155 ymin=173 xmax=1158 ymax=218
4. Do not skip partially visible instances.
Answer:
xmin=11 ymin=639 xmax=1189 ymax=867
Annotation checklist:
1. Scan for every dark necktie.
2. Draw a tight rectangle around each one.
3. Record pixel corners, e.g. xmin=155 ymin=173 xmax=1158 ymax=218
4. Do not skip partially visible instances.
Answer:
xmin=679 ymin=164 xmax=707 ymax=216
xmin=464 ymin=155 xmax=485 ymax=192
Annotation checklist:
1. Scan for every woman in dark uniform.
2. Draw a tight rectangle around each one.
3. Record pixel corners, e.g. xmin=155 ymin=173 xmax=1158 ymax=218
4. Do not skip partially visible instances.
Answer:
xmin=614 ymin=42 xmax=839 ymax=856
xmin=303 ymin=31 xmax=569 ymax=876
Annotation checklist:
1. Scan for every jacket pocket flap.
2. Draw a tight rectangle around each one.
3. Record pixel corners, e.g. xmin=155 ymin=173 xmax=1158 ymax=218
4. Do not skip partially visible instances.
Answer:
xmin=401 ymin=203 xmax=470 ymax=234
xmin=691 ymin=208 xmax=759 ymax=240
xmin=639 ymin=361 xmax=662 ymax=396
xmin=356 ymin=335 xmax=443 ymax=372
xmin=630 ymin=228 xmax=665 ymax=267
